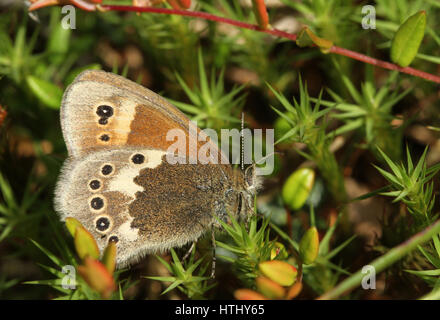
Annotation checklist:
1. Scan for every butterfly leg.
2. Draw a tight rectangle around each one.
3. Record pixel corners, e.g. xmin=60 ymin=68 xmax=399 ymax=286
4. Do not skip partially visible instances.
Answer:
xmin=210 ymin=225 xmax=216 ymax=279
xmin=182 ymin=241 xmax=196 ymax=262
xmin=245 ymin=212 xmax=250 ymax=232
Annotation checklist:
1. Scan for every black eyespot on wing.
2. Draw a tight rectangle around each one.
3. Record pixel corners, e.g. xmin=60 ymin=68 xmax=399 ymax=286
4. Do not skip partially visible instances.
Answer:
xmin=100 ymin=134 xmax=110 ymax=142
xmin=89 ymin=180 xmax=101 ymax=190
xmin=101 ymin=164 xmax=113 ymax=175
xmin=91 ymin=197 xmax=104 ymax=210
xmin=131 ymin=153 xmax=145 ymax=164
xmin=96 ymin=105 xmax=114 ymax=118
xmin=109 ymin=235 xmax=119 ymax=243
xmin=96 ymin=217 xmax=110 ymax=232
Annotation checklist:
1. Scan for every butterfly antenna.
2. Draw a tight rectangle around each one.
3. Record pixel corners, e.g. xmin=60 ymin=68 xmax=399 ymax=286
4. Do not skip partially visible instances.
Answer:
xmin=241 ymin=112 xmax=244 ymax=171
xmin=254 ymin=151 xmax=283 ymax=165
xmin=210 ymin=225 xmax=216 ymax=279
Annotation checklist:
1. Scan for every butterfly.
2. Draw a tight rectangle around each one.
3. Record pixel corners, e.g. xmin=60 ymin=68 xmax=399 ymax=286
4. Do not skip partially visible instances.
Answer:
xmin=54 ymin=70 xmax=259 ymax=267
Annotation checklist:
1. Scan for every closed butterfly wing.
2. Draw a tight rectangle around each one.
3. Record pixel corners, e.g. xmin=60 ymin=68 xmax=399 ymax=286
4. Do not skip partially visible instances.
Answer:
xmin=55 ymin=70 xmax=244 ymax=267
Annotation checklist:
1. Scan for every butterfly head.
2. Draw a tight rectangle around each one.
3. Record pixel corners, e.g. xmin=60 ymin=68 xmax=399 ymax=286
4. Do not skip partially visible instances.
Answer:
xmin=225 ymin=164 xmax=262 ymax=223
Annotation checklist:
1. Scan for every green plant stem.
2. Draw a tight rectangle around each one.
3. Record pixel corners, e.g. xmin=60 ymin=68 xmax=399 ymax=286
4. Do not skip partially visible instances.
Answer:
xmin=313 ymin=148 xmax=347 ymax=203
xmin=318 ymin=219 xmax=440 ymax=300
xmin=420 ymin=287 xmax=440 ymax=300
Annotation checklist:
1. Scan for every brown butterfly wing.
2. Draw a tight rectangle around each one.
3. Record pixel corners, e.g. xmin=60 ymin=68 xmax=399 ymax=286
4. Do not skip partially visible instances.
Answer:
xmin=61 ymin=70 xmax=227 ymax=164
xmin=56 ymin=70 xmax=241 ymax=267
xmin=55 ymin=148 xmax=239 ymax=266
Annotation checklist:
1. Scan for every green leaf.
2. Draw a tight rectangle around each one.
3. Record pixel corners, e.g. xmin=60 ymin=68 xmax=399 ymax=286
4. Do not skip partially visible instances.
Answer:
xmin=65 ymin=217 xmax=82 ymax=238
xmin=374 ymin=165 xmax=403 ymax=187
xmin=0 ymin=172 xmax=17 ymax=210
xmin=217 ymin=254 xmax=235 ymax=263
xmin=418 ymin=245 xmax=440 ymax=269
xmin=270 ymin=222 xmax=299 ymax=251
xmin=155 ymin=255 xmax=173 ymax=274
xmin=299 ymin=227 xmax=320 ymax=265
xmin=30 ymin=239 xmax=64 ymax=267
xmin=119 ymin=284 xmax=124 ymax=300
xmin=267 ymin=83 xmax=297 ymax=115
xmin=26 ymin=75 xmax=63 ymax=109
xmin=416 ymin=53 xmax=440 ymax=64
xmin=340 ymin=72 xmax=362 ymax=105
xmin=332 ymin=118 xmax=363 ymax=135
xmin=296 ymin=26 xmax=333 ymax=53
xmin=146 ymin=276 xmax=177 ymax=282
xmin=325 ymin=235 xmax=356 ymax=260
xmin=216 ymin=241 xmax=245 ymax=254
xmin=74 ymin=226 xmax=100 ymax=260
xmin=411 ymin=147 xmax=428 ymax=181
xmin=376 ymin=148 xmax=404 ymax=180
xmin=101 ymin=243 xmax=117 ymax=275
xmin=162 ymin=280 xmax=184 ymax=295
xmin=390 ymin=11 xmax=426 ymax=67
xmin=406 ymin=145 xmax=414 ymax=173
xmin=406 ymin=269 xmax=440 ymax=276
xmin=170 ymin=249 xmax=185 ymax=279
xmin=282 ymin=168 xmax=315 ymax=211
xmin=319 ymin=212 xmax=341 ymax=256
xmin=259 ymin=260 xmax=297 ymax=286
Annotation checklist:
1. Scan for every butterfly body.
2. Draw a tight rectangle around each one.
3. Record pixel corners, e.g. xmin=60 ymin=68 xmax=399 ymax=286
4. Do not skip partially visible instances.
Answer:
xmin=55 ymin=70 xmax=256 ymax=266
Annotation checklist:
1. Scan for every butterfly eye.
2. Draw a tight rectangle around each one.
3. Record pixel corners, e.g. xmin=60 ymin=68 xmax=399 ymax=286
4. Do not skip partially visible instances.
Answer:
xmin=101 ymin=164 xmax=114 ymax=176
xmin=244 ymin=165 xmax=255 ymax=188
xmin=89 ymin=179 xmax=101 ymax=191
xmin=95 ymin=216 xmax=111 ymax=232
xmin=109 ymin=235 xmax=119 ymax=244
xmin=96 ymin=105 xmax=114 ymax=118
xmin=131 ymin=153 xmax=145 ymax=164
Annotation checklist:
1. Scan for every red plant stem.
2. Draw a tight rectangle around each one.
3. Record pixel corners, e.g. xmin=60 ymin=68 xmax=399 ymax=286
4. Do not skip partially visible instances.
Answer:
xmin=100 ymin=5 xmax=440 ymax=84
xmin=101 ymin=5 xmax=297 ymax=39
xmin=330 ymin=46 xmax=440 ymax=84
